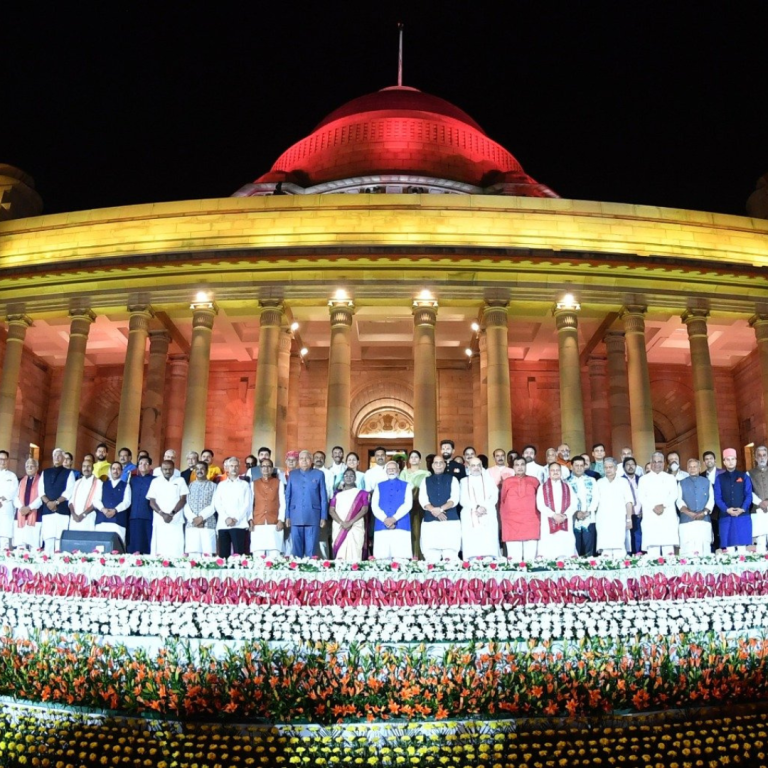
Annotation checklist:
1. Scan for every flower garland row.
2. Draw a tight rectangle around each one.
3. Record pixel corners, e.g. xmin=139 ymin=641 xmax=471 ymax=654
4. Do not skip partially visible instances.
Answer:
xmin=3 ymin=566 xmax=768 ymax=606
xmin=5 ymin=593 xmax=768 ymax=643
xmin=4 ymin=548 xmax=768 ymax=574
xmin=2 ymin=707 xmax=768 ymax=768
xmin=1 ymin=633 xmax=768 ymax=721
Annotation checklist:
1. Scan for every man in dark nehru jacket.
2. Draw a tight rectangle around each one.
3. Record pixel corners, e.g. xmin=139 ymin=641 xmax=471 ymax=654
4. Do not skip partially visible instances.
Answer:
xmin=714 ymin=448 xmax=752 ymax=554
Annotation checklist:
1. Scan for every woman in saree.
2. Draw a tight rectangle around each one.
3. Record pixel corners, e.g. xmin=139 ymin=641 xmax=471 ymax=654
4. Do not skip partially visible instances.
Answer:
xmin=329 ymin=468 xmax=369 ymax=561
xmin=400 ymin=450 xmax=430 ymax=559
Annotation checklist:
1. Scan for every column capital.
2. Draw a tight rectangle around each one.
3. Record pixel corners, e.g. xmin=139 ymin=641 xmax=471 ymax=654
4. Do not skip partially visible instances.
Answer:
xmin=749 ymin=313 xmax=768 ymax=342
xmin=68 ymin=308 xmax=96 ymax=336
xmin=5 ymin=314 xmax=33 ymax=341
xmin=258 ymin=300 xmax=285 ymax=328
xmin=127 ymin=304 xmax=154 ymax=332
xmin=148 ymin=329 xmax=171 ymax=354
xmin=621 ymin=305 xmax=647 ymax=334
xmin=554 ymin=306 xmax=579 ymax=332
xmin=482 ymin=301 xmax=509 ymax=328
xmin=190 ymin=303 xmax=217 ymax=330
xmin=681 ymin=307 xmax=709 ymax=337
xmin=328 ymin=298 xmax=355 ymax=327
xmin=412 ymin=299 xmax=438 ymax=326
xmin=604 ymin=330 xmax=626 ymax=353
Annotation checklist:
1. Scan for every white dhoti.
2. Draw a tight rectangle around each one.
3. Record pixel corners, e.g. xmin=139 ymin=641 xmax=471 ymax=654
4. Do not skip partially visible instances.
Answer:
xmin=459 ymin=473 xmax=500 ymax=559
xmin=679 ymin=521 xmax=713 ymax=557
xmin=151 ymin=513 xmax=185 ymax=558
xmin=41 ymin=513 xmax=70 ymax=551
xmin=69 ymin=513 xmax=96 ymax=532
xmin=420 ymin=520 xmax=461 ymax=562
xmin=373 ymin=528 xmax=412 ymax=560
xmin=0 ymin=502 xmax=15 ymax=542
xmin=95 ymin=522 xmax=127 ymax=546
xmin=752 ymin=510 xmax=768 ymax=551
xmin=12 ymin=519 xmax=40 ymax=549
xmin=250 ymin=523 xmax=282 ymax=556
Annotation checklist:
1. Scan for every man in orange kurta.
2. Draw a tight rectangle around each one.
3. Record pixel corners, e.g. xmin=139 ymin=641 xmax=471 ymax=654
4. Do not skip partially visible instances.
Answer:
xmin=500 ymin=457 xmax=540 ymax=561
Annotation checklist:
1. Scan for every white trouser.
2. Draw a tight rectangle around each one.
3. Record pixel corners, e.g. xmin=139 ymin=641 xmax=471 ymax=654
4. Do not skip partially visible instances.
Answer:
xmin=679 ymin=521 xmax=712 ymax=557
xmin=645 ymin=545 xmax=675 ymax=557
xmin=374 ymin=529 xmax=412 ymax=560
xmin=601 ymin=547 xmax=626 ymax=559
xmin=505 ymin=540 xmax=538 ymax=560
xmin=421 ymin=520 xmax=461 ymax=563
xmin=754 ymin=534 xmax=768 ymax=553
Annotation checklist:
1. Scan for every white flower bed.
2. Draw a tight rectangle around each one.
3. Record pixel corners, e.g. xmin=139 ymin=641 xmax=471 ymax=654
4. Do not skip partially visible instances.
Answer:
xmin=3 ymin=593 xmax=768 ymax=643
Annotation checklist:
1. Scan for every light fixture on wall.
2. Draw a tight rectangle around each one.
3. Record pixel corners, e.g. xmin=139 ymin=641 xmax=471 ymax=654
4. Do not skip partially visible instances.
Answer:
xmin=300 ymin=347 xmax=309 ymax=357
xmin=556 ymin=293 xmax=580 ymax=311
xmin=290 ymin=321 xmax=299 ymax=332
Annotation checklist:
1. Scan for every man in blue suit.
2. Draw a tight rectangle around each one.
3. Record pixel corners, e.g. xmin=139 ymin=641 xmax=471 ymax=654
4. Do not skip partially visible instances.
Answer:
xmin=284 ymin=450 xmax=328 ymax=557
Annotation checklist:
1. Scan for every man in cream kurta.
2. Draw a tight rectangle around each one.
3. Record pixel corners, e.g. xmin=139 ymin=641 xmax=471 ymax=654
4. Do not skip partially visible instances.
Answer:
xmin=750 ymin=445 xmax=768 ymax=553
xmin=68 ymin=457 xmax=102 ymax=532
xmin=595 ymin=458 xmax=634 ymax=558
xmin=459 ymin=458 xmax=499 ymax=559
xmin=0 ymin=450 xmax=20 ymax=550
xmin=536 ymin=463 xmax=577 ymax=559
xmin=148 ymin=461 xmax=189 ymax=557
xmin=638 ymin=452 xmax=680 ymax=556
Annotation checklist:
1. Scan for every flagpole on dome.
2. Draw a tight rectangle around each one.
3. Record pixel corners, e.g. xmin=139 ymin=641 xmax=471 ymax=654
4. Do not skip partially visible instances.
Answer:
xmin=397 ymin=22 xmax=404 ymax=87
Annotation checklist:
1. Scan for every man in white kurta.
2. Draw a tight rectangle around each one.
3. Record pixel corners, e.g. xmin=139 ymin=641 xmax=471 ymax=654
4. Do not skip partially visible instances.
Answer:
xmin=68 ymin=457 xmax=102 ymax=532
xmin=536 ymin=463 xmax=578 ymax=559
xmin=419 ymin=456 xmax=462 ymax=562
xmin=213 ymin=457 xmax=253 ymax=557
xmin=148 ymin=461 xmax=189 ymax=557
xmin=749 ymin=445 xmax=768 ymax=553
xmin=0 ymin=450 xmax=20 ymax=550
xmin=364 ymin=447 xmax=389 ymax=492
xmin=595 ymin=458 xmax=634 ymax=558
xmin=637 ymin=452 xmax=680 ymax=556
xmin=459 ymin=459 xmax=500 ymax=559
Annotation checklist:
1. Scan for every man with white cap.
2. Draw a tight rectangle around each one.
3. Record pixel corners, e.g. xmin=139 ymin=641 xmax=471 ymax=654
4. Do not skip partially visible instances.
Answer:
xmin=714 ymin=448 xmax=753 ymax=553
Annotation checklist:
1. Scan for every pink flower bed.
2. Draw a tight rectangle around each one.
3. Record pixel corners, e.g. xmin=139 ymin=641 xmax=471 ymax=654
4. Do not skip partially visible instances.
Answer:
xmin=2 ymin=567 xmax=767 ymax=606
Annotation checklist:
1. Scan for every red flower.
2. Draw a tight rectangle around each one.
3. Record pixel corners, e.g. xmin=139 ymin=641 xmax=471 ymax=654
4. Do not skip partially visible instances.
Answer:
xmin=657 ymin=557 xmax=665 ymax=564
xmin=322 ymin=561 xmax=331 ymax=568
xmin=162 ymin=560 xmax=170 ymax=567
xmin=623 ymin=560 xmax=631 ymax=567
xmin=189 ymin=560 xmax=197 ymax=567
xmin=216 ymin=558 xmax=225 ymax=566
xmin=99 ymin=557 xmax=106 ymax=566
xmin=556 ymin=561 xmax=565 ymax=568
xmin=427 ymin=564 xmax=434 ymax=570
xmin=489 ymin=562 xmax=497 ymax=570
xmin=462 ymin=561 xmax=471 ymax=569
xmin=265 ymin=560 xmax=273 ymax=568
xmin=241 ymin=560 xmax=249 ymax=567
xmin=289 ymin=562 xmax=298 ymax=570
xmin=391 ymin=562 xmax=400 ymax=570
xmin=350 ymin=563 xmax=359 ymax=571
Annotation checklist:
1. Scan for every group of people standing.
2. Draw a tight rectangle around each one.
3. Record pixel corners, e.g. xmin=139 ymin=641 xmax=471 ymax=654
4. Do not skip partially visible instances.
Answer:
xmin=1 ymin=438 xmax=766 ymax=561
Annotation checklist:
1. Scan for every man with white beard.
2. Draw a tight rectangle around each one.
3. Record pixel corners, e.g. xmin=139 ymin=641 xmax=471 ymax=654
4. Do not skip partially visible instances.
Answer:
xmin=419 ymin=456 xmax=461 ymax=562
xmin=0 ymin=450 xmax=19 ymax=550
xmin=536 ymin=463 xmax=577 ymax=558
xmin=749 ymin=445 xmax=768 ymax=553
xmin=638 ymin=452 xmax=680 ymax=557
xmin=459 ymin=458 xmax=499 ymax=559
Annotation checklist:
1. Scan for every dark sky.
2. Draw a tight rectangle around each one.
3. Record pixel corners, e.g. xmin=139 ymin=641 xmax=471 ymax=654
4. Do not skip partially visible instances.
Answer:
xmin=4 ymin=1 xmax=766 ymax=216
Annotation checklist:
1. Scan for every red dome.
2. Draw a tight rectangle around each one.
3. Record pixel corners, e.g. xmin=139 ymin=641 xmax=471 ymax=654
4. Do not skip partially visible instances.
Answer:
xmin=255 ymin=86 xmax=544 ymax=190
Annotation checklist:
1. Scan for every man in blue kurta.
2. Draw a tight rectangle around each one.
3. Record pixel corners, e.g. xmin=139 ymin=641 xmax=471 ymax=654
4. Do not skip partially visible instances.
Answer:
xmin=714 ymin=448 xmax=753 ymax=552
xmin=284 ymin=450 xmax=328 ymax=558
xmin=127 ymin=456 xmax=154 ymax=554
xmin=94 ymin=461 xmax=131 ymax=546
xmin=371 ymin=461 xmax=413 ymax=559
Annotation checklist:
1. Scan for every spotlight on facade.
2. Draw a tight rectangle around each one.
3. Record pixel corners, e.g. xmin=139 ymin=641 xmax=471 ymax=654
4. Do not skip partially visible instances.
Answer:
xmin=418 ymin=289 xmax=432 ymax=300
xmin=300 ymin=347 xmax=309 ymax=357
xmin=195 ymin=291 xmax=210 ymax=303
xmin=465 ymin=348 xmax=473 ymax=357
xmin=556 ymin=293 xmax=581 ymax=311
xmin=290 ymin=321 xmax=300 ymax=331
xmin=334 ymin=289 xmax=348 ymax=300
xmin=471 ymin=322 xmax=480 ymax=332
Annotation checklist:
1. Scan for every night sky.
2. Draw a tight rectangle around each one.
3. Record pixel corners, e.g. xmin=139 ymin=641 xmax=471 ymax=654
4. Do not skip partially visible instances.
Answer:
xmin=4 ymin=1 xmax=766 ymax=217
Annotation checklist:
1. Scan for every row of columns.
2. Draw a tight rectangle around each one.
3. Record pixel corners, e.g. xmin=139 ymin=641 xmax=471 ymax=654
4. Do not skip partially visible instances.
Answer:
xmin=1 ymin=301 xmax=768 ymax=463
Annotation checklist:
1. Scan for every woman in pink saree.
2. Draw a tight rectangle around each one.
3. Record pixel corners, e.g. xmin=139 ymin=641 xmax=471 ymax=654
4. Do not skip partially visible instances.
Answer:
xmin=329 ymin=469 xmax=369 ymax=561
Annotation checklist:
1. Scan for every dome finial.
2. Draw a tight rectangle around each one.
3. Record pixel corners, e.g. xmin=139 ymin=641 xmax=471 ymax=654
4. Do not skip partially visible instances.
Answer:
xmin=397 ymin=22 xmax=404 ymax=87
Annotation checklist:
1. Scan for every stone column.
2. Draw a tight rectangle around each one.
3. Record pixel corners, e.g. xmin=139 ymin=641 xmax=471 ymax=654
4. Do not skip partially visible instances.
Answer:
xmin=115 ymin=305 xmax=153 ymax=458
xmin=164 ymin=355 xmax=188 ymax=459
xmin=588 ymin=356 xmax=609 ymax=453
xmin=750 ymin=314 xmax=768 ymax=439
xmin=604 ymin=331 xmax=633 ymax=455
xmin=554 ymin=305 xmax=586 ymax=455
xmin=682 ymin=308 xmax=721 ymax=458
xmin=0 ymin=314 xmax=32 ymax=455
xmin=412 ymin=299 xmax=438 ymax=460
xmin=56 ymin=309 xmax=96 ymax=456
xmin=181 ymin=302 xmax=217 ymax=459
xmin=275 ymin=324 xmax=293 ymax=463
xmin=251 ymin=301 xmax=284 ymax=455
xmin=483 ymin=303 xmax=513 ymax=453
xmin=473 ymin=332 xmax=488 ymax=454
xmin=325 ymin=299 xmax=355 ymax=457
xmin=139 ymin=330 xmax=170 ymax=462
xmin=285 ymin=354 xmax=301 ymax=460
xmin=621 ymin=305 xmax=656 ymax=466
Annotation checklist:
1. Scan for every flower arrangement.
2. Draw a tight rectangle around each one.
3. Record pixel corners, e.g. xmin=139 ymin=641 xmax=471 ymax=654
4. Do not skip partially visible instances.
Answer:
xmin=1 ymin=633 xmax=768 ymax=721
xmin=4 ymin=592 xmax=768 ymax=643
xmin=1 ymin=706 xmax=767 ymax=768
